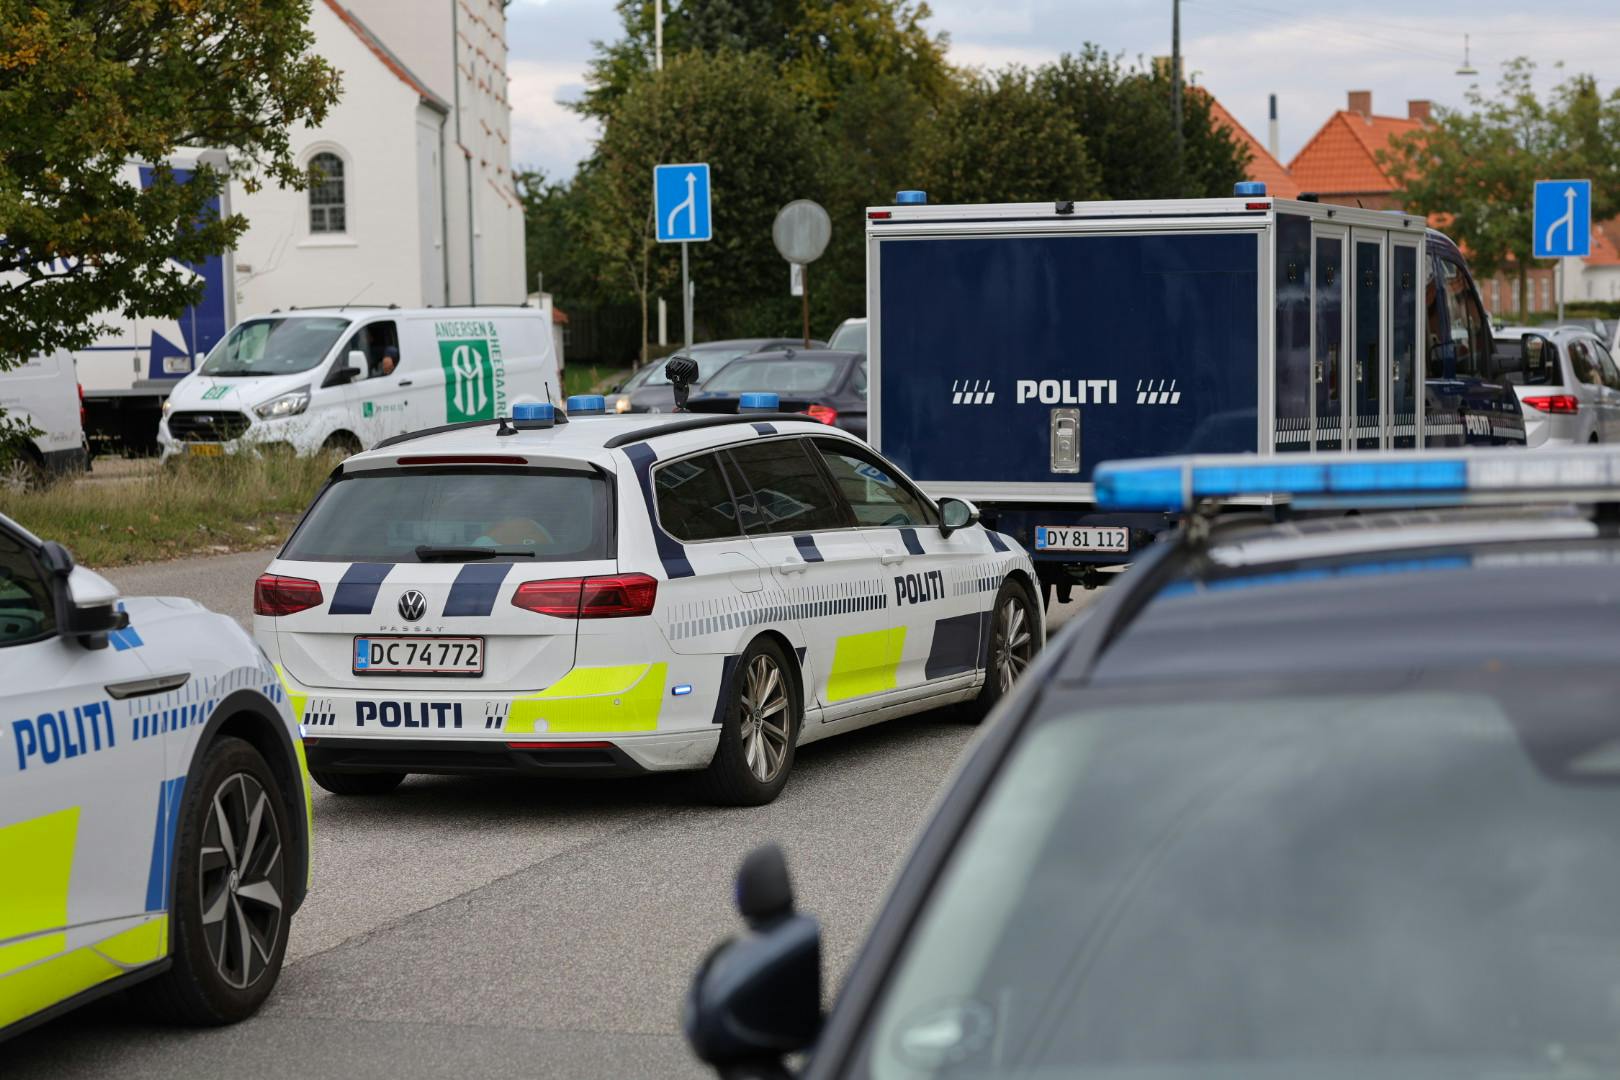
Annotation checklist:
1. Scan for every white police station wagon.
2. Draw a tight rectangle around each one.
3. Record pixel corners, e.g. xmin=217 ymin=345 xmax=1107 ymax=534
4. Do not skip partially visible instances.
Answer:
xmin=255 ymin=394 xmax=1041 ymax=805
xmin=1 ymin=514 xmax=311 ymax=1040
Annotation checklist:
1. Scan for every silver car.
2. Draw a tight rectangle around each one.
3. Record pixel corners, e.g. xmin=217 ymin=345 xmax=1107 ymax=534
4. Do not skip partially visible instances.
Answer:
xmin=1494 ymin=325 xmax=1620 ymax=446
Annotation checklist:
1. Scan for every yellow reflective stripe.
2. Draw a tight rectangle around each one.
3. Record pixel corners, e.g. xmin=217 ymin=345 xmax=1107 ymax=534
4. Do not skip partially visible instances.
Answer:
xmin=826 ymin=627 xmax=906 ymax=702
xmin=0 ymin=917 xmax=164 ymax=1030
xmin=507 ymin=663 xmax=667 ymax=734
xmin=0 ymin=807 xmax=79 ymax=977
xmin=275 ymin=664 xmax=308 ymax=726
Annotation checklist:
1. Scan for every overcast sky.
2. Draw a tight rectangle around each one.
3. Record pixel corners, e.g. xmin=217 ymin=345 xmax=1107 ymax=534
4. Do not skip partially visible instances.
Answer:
xmin=506 ymin=0 xmax=1620 ymax=183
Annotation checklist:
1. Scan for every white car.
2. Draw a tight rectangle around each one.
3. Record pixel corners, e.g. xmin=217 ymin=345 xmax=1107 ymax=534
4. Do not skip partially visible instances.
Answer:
xmin=0 ymin=514 xmax=311 ymax=1040
xmin=158 ymin=306 xmax=558 ymax=461
xmin=1494 ymin=325 xmax=1620 ymax=447
xmin=255 ymin=394 xmax=1042 ymax=805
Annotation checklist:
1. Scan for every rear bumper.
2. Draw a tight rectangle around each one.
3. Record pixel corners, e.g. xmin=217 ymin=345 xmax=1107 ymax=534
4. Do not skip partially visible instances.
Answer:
xmin=304 ymin=728 xmax=720 ymax=777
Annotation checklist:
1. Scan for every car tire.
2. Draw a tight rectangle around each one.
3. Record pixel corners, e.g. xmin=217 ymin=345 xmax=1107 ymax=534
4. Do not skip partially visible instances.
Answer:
xmin=320 ymin=431 xmax=362 ymax=457
xmin=137 ymin=736 xmax=292 ymax=1025
xmin=700 ymin=638 xmax=799 ymax=807
xmin=964 ymin=578 xmax=1040 ymax=723
xmin=309 ymin=768 xmax=406 ymax=796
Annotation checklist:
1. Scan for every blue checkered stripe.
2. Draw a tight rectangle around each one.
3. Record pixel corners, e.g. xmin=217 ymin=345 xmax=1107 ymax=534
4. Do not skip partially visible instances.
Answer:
xmin=948 ymin=560 xmax=1003 ymax=599
xmin=666 ymin=579 xmax=888 ymax=642
xmin=130 ymin=664 xmax=282 ymax=742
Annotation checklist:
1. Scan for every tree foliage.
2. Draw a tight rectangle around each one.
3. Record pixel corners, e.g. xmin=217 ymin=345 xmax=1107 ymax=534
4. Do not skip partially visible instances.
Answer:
xmin=1382 ymin=58 xmax=1620 ymax=308
xmin=0 ymin=0 xmax=341 ymax=367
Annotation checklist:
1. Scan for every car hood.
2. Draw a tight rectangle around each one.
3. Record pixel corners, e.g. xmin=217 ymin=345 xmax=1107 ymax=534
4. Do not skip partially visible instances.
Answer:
xmin=168 ymin=372 xmax=309 ymax=414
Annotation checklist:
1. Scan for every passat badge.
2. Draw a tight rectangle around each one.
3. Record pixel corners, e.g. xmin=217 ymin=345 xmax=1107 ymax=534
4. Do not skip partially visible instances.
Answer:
xmin=397 ymin=590 xmax=427 ymax=621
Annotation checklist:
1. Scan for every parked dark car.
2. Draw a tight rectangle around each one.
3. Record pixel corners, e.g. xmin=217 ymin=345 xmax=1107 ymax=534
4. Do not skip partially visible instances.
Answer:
xmin=692 ymin=350 xmax=868 ymax=438
xmin=608 ymin=339 xmax=823 ymax=414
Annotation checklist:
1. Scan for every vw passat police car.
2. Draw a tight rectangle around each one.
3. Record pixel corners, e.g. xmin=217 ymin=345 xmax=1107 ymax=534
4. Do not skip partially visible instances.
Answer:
xmin=1 ymin=514 xmax=311 ymax=1040
xmin=256 ymin=394 xmax=1041 ymax=805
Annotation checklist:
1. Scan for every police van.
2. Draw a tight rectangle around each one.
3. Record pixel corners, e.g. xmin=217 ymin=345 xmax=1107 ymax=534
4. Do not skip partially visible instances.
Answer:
xmin=158 ymin=306 xmax=558 ymax=459
xmin=865 ymin=184 xmax=1525 ymax=597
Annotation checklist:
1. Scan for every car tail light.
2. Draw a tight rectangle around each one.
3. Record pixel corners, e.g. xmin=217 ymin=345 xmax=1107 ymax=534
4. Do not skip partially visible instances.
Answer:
xmin=1522 ymin=395 xmax=1579 ymax=414
xmin=77 ymin=382 xmax=85 ymax=427
xmin=805 ymin=404 xmax=838 ymax=425
xmin=254 ymin=573 xmax=324 ymax=616
xmin=511 ymin=574 xmax=658 ymax=618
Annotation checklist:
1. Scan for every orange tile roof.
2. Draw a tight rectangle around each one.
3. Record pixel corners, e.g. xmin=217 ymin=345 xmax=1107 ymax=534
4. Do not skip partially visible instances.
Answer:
xmin=1204 ymin=95 xmax=1300 ymax=198
xmin=1288 ymin=110 xmax=1424 ymax=195
xmin=322 ymin=0 xmax=450 ymax=114
xmin=1587 ymin=222 xmax=1620 ymax=267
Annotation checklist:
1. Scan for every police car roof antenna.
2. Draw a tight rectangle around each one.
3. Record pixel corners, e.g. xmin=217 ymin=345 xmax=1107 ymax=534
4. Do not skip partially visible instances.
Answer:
xmin=666 ymin=354 xmax=700 ymax=413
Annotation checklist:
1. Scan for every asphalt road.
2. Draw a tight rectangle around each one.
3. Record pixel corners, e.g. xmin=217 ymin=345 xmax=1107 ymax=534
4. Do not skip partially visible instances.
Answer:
xmin=8 ymin=548 xmax=1096 ymax=1079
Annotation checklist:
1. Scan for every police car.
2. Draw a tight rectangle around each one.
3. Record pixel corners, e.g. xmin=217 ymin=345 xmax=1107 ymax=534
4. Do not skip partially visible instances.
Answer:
xmin=684 ymin=445 xmax=1620 ymax=1079
xmin=255 ymin=394 xmax=1041 ymax=805
xmin=1 ymin=514 xmax=310 ymax=1040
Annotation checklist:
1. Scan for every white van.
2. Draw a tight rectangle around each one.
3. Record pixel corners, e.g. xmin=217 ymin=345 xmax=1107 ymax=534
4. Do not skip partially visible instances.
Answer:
xmin=1 ymin=351 xmax=87 ymax=481
xmin=157 ymin=307 xmax=558 ymax=459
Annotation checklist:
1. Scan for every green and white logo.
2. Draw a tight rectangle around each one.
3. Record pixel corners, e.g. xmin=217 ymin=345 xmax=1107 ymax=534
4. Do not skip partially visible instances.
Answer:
xmin=362 ymin=401 xmax=375 ymax=418
xmin=201 ymin=385 xmax=233 ymax=400
xmin=435 ymin=320 xmax=506 ymax=422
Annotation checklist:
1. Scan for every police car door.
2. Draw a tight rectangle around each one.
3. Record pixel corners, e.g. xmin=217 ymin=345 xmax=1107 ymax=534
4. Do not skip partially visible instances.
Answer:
xmin=726 ymin=437 xmax=889 ymax=717
xmin=808 ymin=437 xmax=982 ymax=697
xmin=2 ymin=531 xmax=166 ymax=1005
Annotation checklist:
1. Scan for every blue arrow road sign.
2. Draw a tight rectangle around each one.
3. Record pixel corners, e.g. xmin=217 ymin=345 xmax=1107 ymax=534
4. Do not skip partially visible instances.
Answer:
xmin=1533 ymin=179 xmax=1591 ymax=258
xmin=655 ymin=163 xmax=712 ymax=243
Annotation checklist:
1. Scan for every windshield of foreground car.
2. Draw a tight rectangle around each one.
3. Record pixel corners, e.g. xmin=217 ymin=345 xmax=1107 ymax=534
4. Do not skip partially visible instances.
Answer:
xmin=200 ymin=317 xmax=351 ymax=376
xmin=281 ymin=468 xmax=610 ymax=562
xmin=703 ymin=357 xmax=842 ymax=394
xmin=858 ymin=676 xmax=1620 ymax=1079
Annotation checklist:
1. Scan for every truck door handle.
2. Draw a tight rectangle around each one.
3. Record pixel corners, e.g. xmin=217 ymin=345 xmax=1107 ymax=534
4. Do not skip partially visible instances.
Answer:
xmin=398 ymin=379 xmax=413 ymax=387
xmin=777 ymin=559 xmax=808 ymax=575
xmin=879 ymin=552 xmax=906 ymax=565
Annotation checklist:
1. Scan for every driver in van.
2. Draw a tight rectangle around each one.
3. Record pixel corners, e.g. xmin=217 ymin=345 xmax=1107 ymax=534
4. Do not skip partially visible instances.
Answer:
xmin=378 ymin=346 xmax=399 ymax=377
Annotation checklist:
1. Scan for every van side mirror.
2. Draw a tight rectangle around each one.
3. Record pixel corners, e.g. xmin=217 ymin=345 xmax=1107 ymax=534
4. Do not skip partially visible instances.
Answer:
xmin=324 ymin=353 xmax=366 ymax=388
xmin=938 ymin=497 xmax=979 ymax=538
xmin=684 ymin=844 xmax=822 ymax=1076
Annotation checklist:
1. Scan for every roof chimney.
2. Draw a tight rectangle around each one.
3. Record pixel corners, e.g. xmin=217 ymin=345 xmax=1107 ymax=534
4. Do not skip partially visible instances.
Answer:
xmin=1268 ymin=93 xmax=1279 ymax=159
xmin=1408 ymin=99 xmax=1432 ymax=122
xmin=1348 ymin=90 xmax=1372 ymax=117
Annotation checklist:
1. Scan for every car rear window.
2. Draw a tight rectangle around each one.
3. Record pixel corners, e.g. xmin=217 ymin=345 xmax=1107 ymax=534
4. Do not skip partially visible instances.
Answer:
xmin=282 ymin=468 xmax=611 ymax=563
xmin=703 ymin=357 xmax=842 ymax=394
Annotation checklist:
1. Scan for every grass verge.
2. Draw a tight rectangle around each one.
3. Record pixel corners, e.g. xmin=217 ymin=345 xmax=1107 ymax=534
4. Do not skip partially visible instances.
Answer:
xmin=3 ymin=452 xmax=339 ymax=567
xmin=562 ymin=364 xmax=629 ymax=397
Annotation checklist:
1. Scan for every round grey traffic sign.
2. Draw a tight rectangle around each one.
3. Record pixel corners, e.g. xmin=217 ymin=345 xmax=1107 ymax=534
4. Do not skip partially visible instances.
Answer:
xmin=772 ymin=200 xmax=832 ymax=264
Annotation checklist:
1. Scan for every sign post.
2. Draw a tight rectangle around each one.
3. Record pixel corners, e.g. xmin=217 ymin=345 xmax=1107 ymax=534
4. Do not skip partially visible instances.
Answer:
xmin=654 ymin=163 xmax=712 ymax=349
xmin=772 ymin=200 xmax=832 ymax=348
xmin=1533 ymin=179 xmax=1591 ymax=323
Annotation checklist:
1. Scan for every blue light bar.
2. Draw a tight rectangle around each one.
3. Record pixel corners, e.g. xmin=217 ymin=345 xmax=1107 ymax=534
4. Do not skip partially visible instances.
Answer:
xmin=1092 ymin=446 xmax=1620 ymax=513
xmin=567 ymin=394 xmax=606 ymax=415
xmin=739 ymin=392 xmax=779 ymax=412
xmin=1234 ymin=181 xmax=1267 ymax=197
xmin=895 ymin=190 xmax=927 ymax=205
xmin=511 ymin=402 xmax=555 ymax=426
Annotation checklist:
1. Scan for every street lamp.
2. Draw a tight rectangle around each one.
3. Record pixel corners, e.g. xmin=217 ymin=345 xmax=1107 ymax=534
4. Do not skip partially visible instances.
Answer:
xmin=1455 ymin=34 xmax=1478 ymax=77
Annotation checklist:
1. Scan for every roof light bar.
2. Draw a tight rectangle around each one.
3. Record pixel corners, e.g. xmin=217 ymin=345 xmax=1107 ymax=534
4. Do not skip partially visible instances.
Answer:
xmin=1093 ymin=447 xmax=1620 ymax=513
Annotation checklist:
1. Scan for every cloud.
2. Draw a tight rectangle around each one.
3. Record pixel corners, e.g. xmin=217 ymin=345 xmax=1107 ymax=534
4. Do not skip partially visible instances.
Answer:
xmin=508 ymin=58 xmax=599 ymax=178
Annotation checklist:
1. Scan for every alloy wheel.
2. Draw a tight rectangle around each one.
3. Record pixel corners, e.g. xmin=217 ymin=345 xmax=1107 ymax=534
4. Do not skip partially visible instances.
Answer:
xmin=739 ymin=654 xmax=791 ymax=783
xmin=993 ymin=595 xmax=1034 ymax=694
xmin=199 ymin=772 xmax=285 ymax=990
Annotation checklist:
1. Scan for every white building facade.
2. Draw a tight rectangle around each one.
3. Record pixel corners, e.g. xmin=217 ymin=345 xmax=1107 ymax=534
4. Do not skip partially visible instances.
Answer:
xmin=232 ymin=0 xmax=525 ymax=315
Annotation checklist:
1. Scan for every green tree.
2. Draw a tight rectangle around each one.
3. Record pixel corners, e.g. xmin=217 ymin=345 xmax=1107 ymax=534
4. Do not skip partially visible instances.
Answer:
xmin=916 ymin=68 xmax=1101 ymax=205
xmin=0 ymin=0 xmax=341 ymax=374
xmin=1382 ymin=58 xmax=1620 ymax=317
xmin=582 ymin=50 xmax=827 ymax=355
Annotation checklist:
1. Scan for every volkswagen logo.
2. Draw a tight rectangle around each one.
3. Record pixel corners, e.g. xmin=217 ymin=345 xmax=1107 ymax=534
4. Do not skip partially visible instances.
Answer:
xmin=397 ymin=590 xmax=427 ymax=622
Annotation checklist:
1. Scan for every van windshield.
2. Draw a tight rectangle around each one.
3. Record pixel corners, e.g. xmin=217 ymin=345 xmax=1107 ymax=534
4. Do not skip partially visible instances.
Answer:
xmin=201 ymin=317 xmax=350 ymax=376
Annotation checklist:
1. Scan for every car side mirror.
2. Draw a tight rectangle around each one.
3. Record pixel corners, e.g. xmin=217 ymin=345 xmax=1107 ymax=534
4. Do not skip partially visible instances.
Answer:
xmin=40 ymin=542 xmax=128 ymax=649
xmin=1521 ymin=333 xmax=1556 ymax=381
xmin=938 ymin=497 xmax=979 ymax=538
xmin=684 ymin=844 xmax=822 ymax=1077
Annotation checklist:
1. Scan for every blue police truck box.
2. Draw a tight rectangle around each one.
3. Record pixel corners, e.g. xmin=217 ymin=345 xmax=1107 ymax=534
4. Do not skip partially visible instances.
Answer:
xmin=865 ymin=187 xmax=1521 ymax=594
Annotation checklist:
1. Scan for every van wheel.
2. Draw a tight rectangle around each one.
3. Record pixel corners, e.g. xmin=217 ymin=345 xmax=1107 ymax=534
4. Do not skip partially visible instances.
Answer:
xmin=964 ymin=578 xmax=1039 ymax=723
xmin=309 ymin=769 xmax=405 ymax=796
xmin=320 ymin=431 xmax=362 ymax=458
xmin=137 ymin=737 xmax=290 ymax=1024
xmin=700 ymin=639 xmax=799 ymax=806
